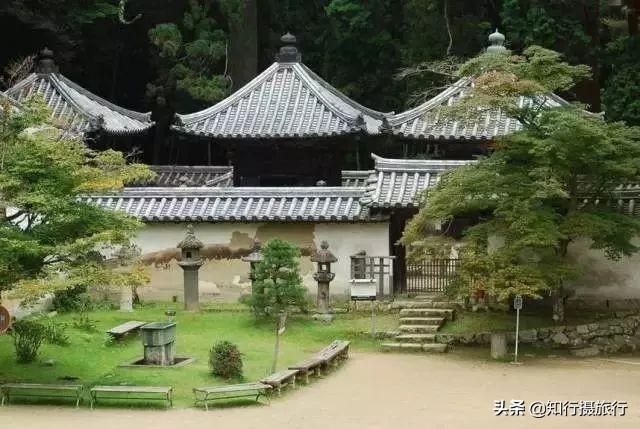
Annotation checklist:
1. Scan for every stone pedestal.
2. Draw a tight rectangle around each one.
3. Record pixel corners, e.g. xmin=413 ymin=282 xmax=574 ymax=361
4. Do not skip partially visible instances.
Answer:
xmin=119 ymin=287 xmax=133 ymax=312
xmin=141 ymin=322 xmax=176 ymax=366
xmin=491 ymin=332 xmax=507 ymax=359
xmin=181 ymin=266 xmax=200 ymax=312
xmin=316 ymin=282 xmax=330 ymax=314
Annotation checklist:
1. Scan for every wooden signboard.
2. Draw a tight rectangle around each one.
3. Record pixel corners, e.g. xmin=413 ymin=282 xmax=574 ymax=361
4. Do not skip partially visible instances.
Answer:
xmin=0 ymin=305 xmax=11 ymax=334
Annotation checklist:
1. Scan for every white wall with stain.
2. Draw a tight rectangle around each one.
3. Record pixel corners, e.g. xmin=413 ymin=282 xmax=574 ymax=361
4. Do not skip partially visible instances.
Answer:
xmin=133 ymin=222 xmax=390 ymax=302
xmin=568 ymin=237 xmax=640 ymax=299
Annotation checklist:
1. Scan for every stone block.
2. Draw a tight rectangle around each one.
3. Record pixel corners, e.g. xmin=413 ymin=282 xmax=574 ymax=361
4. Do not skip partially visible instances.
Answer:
xmin=576 ymin=324 xmax=589 ymax=335
xmin=551 ymin=332 xmax=569 ymax=345
xmin=519 ymin=329 xmax=538 ymax=343
xmin=569 ymin=346 xmax=600 ymax=358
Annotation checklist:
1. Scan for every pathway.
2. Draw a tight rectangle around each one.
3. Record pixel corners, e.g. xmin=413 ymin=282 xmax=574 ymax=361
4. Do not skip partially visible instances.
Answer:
xmin=3 ymin=352 xmax=640 ymax=428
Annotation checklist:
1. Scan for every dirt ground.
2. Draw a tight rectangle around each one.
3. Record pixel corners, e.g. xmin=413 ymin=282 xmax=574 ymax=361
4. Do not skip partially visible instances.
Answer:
xmin=3 ymin=352 xmax=640 ymax=429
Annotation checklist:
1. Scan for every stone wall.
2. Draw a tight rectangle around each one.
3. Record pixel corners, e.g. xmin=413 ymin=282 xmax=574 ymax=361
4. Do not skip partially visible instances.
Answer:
xmin=436 ymin=313 xmax=640 ymax=355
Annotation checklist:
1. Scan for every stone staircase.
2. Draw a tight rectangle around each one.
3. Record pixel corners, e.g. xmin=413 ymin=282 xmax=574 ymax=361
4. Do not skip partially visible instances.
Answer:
xmin=381 ymin=295 xmax=458 ymax=353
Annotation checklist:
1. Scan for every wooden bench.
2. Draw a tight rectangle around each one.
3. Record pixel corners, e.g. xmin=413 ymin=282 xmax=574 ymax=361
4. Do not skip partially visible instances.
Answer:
xmin=1 ymin=383 xmax=83 ymax=407
xmin=288 ymin=357 xmax=325 ymax=384
xmin=316 ymin=340 xmax=351 ymax=368
xmin=260 ymin=369 xmax=299 ymax=396
xmin=193 ymin=382 xmax=272 ymax=410
xmin=106 ymin=321 xmax=147 ymax=341
xmin=90 ymin=385 xmax=173 ymax=409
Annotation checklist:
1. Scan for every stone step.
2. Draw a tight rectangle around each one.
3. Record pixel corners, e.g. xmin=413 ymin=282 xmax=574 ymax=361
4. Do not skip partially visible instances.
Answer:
xmin=381 ymin=342 xmax=447 ymax=353
xmin=399 ymin=317 xmax=445 ymax=326
xmin=392 ymin=301 xmax=460 ymax=310
xmin=399 ymin=324 xmax=440 ymax=333
xmin=394 ymin=333 xmax=437 ymax=343
xmin=399 ymin=308 xmax=455 ymax=320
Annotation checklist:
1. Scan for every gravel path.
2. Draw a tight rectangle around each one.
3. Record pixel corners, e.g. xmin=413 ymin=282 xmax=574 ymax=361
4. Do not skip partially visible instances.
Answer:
xmin=3 ymin=352 xmax=640 ymax=428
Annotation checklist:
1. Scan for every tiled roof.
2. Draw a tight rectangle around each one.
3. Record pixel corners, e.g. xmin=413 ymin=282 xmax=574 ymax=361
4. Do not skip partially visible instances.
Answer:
xmin=174 ymin=62 xmax=390 ymax=139
xmin=139 ymin=166 xmax=234 ymax=187
xmin=362 ymin=154 xmax=475 ymax=208
xmin=6 ymin=73 xmax=154 ymax=135
xmin=81 ymin=187 xmax=369 ymax=222
xmin=383 ymin=77 xmax=568 ymax=141
xmin=341 ymin=170 xmax=373 ymax=187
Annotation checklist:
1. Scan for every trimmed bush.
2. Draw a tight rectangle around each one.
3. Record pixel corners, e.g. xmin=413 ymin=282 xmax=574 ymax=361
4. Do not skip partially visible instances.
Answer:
xmin=209 ymin=341 xmax=243 ymax=380
xmin=9 ymin=318 xmax=49 ymax=363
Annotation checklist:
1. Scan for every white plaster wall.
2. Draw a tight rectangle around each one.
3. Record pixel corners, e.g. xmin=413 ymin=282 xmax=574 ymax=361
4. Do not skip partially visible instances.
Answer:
xmin=132 ymin=221 xmax=390 ymax=301
xmin=567 ymin=237 xmax=640 ymax=299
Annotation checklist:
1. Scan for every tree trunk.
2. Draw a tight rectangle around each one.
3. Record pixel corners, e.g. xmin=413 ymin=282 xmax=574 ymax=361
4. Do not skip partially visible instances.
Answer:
xmin=552 ymin=287 xmax=565 ymax=323
xmin=271 ymin=317 xmax=282 ymax=373
xmin=229 ymin=0 xmax=258 ymax=89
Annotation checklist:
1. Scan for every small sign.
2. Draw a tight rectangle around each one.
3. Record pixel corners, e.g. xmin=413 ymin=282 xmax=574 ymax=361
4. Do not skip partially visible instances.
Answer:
xmin=350 ymin=279 xmax=377 ymax=301
xmin=514 ymin=295 xmax=523 ymax=311
xmin=0 ymin=306 xmax=11 ymax=334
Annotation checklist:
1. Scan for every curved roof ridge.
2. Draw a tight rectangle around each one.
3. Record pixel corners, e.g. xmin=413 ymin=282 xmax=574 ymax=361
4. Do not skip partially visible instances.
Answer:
xmin=297 ymin=63 xmax=393 ymax=119
xmin=53 ymin=74 xmax=152 ymax=122
xmin=175 ymin=63 xmax=280 ymax=124
xmin=386 ymin=77 xmax=472 ymax=126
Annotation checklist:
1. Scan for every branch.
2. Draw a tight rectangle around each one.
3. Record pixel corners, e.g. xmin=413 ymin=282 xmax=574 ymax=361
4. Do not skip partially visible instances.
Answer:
xmin=443 ymin=0 xmax=453 ymax=56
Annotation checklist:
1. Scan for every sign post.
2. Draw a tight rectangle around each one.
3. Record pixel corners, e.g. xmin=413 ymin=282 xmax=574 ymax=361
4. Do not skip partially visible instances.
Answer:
xmin=512 ymin=295 xmax=523 ymax=365
xmin=350 ymin=279 xmax=377 ymax=337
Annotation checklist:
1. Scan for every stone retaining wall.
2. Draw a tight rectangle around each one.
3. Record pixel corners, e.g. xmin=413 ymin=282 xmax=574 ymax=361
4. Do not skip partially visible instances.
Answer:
xmin=436 ymin=313 xmax=640 ymax=355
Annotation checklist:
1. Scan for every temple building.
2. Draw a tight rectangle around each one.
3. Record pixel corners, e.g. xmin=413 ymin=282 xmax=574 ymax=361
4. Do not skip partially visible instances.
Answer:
xmin=6 ymin=48 xmax=154 ymax=153
xmin=172 ymin=33 xmax=391 ymax=186
xmin=6 ymin=31 xmax=640 ymax=304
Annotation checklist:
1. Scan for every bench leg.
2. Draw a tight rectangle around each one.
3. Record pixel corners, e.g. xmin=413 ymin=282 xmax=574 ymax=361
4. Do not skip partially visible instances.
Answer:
xmin=277 ymin=386 xmax=282 ymax=397
xmin=304 ymin=371 xmax=310 ymax=384
xmin=1 ymin=392 xmax=6 ymax=407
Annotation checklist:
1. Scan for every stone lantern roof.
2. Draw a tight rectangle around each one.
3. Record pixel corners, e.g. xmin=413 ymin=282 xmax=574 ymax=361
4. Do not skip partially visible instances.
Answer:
xmin=311 ymin=241 xmax=337 ymax=263
xmin=177 ymin=225 xmax=204 ymax=250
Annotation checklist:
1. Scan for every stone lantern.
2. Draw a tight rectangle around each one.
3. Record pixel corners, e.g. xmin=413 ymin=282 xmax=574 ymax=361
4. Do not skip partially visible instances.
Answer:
xmin=177 ymin=224 xmax=204 ymax=311
xmin=242 ymin=239 xmax=263 ymax=285
xmin=311 ymin=241 xmax=337 ymax=322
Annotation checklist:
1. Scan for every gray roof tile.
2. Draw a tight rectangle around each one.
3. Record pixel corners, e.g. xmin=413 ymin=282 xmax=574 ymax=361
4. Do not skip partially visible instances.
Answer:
xmin=136 ymin=166 xmax=234 ymax=187
xmin=174 ymin=62 xmax=391 ymax=139
xmin=81 ymin=187 xmax=369 ymax=222
xmin=383 ymin=77 xmax=568 ymax=141
xmin=6 ymin=73 xmax=154 ymax=135
xmin=362 ymin=154 xmax=475 ymax=208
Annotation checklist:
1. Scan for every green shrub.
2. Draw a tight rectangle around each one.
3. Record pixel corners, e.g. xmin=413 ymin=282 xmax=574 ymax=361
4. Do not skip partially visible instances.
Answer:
xmin=9 ymin=318 xmax=49 ymax=363
xmin=209 ymin=341 xmax=243 ymax=380
xmin=44 ymin=319 xmax=70 ymax=346
xmin=52 ymin=285 xmax=91 ymax=312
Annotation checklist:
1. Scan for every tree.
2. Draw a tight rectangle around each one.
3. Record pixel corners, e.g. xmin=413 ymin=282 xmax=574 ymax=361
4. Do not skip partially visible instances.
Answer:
xmin=0 ymin=97 xmax=153 ymax=301
xmin=147 ymin=0 xmax=236 ymax=111
xmin=403 ymin=46 xmax=640 ymax=322
xmin=248 ymin=238 xmax=307 ymax=372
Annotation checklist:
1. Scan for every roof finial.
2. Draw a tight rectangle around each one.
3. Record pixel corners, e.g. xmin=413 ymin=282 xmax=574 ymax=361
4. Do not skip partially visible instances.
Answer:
xmin=276 ymin=32 xmax=301 ymax=63
xmin=36 ymin=47 xmax=58 ymax=74
xmin=487 ymin=29 xmax=507 ymax=54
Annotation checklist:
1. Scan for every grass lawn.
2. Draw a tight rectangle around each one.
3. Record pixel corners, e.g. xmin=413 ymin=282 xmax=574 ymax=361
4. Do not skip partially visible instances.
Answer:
xmin=0 ymin=303 xmax=396 ymax=408
xmin=440 ymin=309 xmax=605 ymax=334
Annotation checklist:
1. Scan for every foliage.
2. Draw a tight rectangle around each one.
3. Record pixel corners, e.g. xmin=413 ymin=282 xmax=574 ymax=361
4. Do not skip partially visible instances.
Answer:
xmin=209 ymin=340 xmax=243 ymax=380
xmin=449 ymin=45 xmax=591 ymax=128
xmin=52 ymin=285 xmax=91 ymax=313
xmin=147 ymin=0 xmax=231 ymax=111
xmin=602 ymin=36 xmax=640 ymax=126
xmin=43 ymin=319 xmax=70 ymax=346
xmin=404 ymin=41 xmax=639 ymax=323
xmin=0 ymin=97 xmax=153 ymax=299
xmin=9 ymin=317 xmax=49 ymax=363
xmin=500 ymin=0 xmax=594 ymax=64
xmin=404 ymin=108 xmax=640 ymax=320
xmin=247 ymin=238 xmax=307 ymax=317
